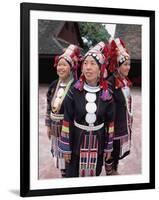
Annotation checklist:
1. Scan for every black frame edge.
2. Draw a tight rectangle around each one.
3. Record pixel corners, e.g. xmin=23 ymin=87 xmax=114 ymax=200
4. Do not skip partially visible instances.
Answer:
xmin=21 ymin=2 xmax=154 ymax=16
xmin=20 ymin=2 xmax=30 ymax=197
xmin=149 ymin=11 xmax=155 ymax=188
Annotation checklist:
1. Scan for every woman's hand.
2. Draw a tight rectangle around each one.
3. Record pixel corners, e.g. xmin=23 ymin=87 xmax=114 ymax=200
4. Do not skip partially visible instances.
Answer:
xmin=63 ymin=154 xmax=71 ymax=163
xmin=104 ymin=152 xmax=112 ymax=161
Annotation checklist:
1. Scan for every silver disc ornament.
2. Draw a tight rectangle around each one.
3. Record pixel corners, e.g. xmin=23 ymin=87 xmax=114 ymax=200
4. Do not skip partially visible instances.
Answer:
xmin=85 ymin=92 xmax=96 ymax=102
xmin=85 ymin=113 xmax=96 ymax=124
xmin=86 ymin=102 xmax=97 ymax=113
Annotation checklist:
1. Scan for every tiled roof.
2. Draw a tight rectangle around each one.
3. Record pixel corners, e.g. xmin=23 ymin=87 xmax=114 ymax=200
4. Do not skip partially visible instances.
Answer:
xmin=38 ymin=20 xmax=65 ymax=54
xmin=115 ymin=24 xmax=141 ymax=60
xmin=38 ymin=20 xmax=83 ymax=55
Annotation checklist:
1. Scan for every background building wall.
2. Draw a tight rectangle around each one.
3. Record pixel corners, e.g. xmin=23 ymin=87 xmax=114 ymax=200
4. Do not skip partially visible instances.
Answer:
xmin=115 ymin=24 xmax=142 ymax=86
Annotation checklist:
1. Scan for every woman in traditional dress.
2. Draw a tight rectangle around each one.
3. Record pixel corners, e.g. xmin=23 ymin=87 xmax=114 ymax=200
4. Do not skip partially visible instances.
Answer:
xmin=105 ymin=38 xmax=133 ymax=175
xmin=58 ymin=42 xmax=115 ymax=177
xmin=45 ymin=44 xmax=81 ymax=177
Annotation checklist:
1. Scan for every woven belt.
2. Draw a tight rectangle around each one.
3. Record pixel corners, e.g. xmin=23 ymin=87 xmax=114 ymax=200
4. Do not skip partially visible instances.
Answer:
xmin=74 ymin=120 xmax=104 ymax=131
xmin=50 ymin=113 xmax=64 ymax=120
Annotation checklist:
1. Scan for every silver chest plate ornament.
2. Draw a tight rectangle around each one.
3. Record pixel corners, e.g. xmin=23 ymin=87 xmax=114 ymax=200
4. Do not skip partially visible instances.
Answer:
xmin=52 ymin=87 xmax=65 ymax=112
xmin=53 ymin=97 xmax=61 ymax=109
xmin=56 ymin=88 xmax=65 ymax=98
xmin=85 ymin=92 xmax=96 ymax=102
xmin=122 ymin=80 xmax=130 ymax=98
xmin=86 ymin=102 xmax=97 ymax=113
xmin=85 ymin=113 xmax=97 ymax=124
xmin=123 ymin=86 xmax=130 ymax=98
xmin=85 ymin=91 xmax=97 ymax=124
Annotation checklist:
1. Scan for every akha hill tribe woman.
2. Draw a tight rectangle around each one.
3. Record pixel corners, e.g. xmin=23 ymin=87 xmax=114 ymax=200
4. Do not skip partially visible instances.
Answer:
xmin=105 ymin=38 xmax=133 ymax=175
xmin=58 ymin=42 xmax=115 ymax=177
xmin=45 ymin=44 xmax=81 ymax=177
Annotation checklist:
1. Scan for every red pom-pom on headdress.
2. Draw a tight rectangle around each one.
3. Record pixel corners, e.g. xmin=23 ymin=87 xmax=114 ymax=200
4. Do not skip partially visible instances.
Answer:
xmin=107 ymin=38 xmax=130 ymax=73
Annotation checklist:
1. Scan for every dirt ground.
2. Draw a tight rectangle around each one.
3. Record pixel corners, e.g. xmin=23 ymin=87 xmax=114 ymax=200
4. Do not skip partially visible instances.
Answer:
xmin=38 ymin=85 xmax=141 ymax=179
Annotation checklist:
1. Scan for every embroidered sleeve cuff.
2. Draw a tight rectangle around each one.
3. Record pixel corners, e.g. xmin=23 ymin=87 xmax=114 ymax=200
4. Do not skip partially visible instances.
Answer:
xmin=58 ymin=137 xmax=71 ymax=153
xmin=104 ymin=148 xmax=113 ymax=153
xmin=58 ymin=120 xmax=71 ymax=153
xmin=105 ymin=122 xmax=114 ymax=152
xmin=108 ymin=122 xmax=114 ymax=134
xmin=104 ymin=141 xmax=113 ymax=152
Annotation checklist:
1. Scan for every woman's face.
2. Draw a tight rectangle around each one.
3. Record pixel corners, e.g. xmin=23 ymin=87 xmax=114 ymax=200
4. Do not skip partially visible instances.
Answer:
xmin=118 ymin=59 xmax=131 ymax=77
xmin=82 ymin=56 xmax=100 ymax=85
xmin=56 ymin=58 xmax=71 ymax=80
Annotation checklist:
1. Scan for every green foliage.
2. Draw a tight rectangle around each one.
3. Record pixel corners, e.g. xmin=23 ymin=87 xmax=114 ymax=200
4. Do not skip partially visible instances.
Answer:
xmin=79 ymin=22 xmax=111 ymax=52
